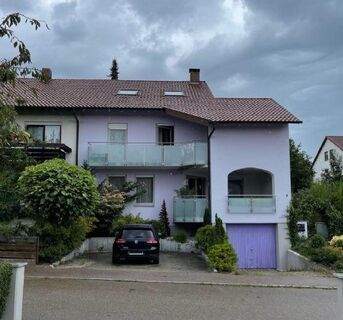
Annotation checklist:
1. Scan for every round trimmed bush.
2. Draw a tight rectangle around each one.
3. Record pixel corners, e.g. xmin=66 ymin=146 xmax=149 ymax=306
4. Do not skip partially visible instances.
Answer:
xmin=173 ymin=230 xmax=187 ymax=243
xmin=207 ymin=243 xmax=237 ymax=272
xmin=18 ymin=159 xmax=99 ymax=225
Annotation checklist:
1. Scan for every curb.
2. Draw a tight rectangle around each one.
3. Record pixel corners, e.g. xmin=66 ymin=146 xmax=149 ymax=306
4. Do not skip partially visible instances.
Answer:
xmin=25 ymin=275 xmax=337 ymax=290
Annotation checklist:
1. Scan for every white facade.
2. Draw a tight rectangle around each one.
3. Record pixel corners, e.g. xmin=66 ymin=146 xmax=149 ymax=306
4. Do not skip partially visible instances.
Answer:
xmin=313 ymin=139 xmax=343 ymax=180
xmin=210 ymin=124 xmax=291 ymax=269
xmin=16 ymin=111 xmax=77 ymax=164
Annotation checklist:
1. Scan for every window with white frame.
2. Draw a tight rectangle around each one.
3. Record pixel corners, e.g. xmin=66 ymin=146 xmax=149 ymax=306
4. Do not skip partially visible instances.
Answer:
xmin=108 ymin=123 xmax=127 ymax=143
xmin=26 ymin=124 xmax=61 ymax=143
xmin=136 ymin=177 xmax=154 ymax=204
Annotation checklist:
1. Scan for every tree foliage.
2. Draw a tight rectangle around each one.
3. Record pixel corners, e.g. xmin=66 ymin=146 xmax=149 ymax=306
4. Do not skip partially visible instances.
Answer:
xmin=289 ymin=139 xmax=314 ymax=193
xmin=321 ymin=152 xmax=343 ymax=183
xmin=109 ymin=58 xmax=119 ymax=80
xmin=18 ymin=159 xmax=99 ymax=225
xmin=159 ymin=199 xmax=170 ymax=237
xmin=287 ymin=180 xmax=343 ymax=247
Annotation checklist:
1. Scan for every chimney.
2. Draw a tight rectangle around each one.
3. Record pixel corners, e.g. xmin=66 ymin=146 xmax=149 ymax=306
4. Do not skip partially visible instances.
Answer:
xmin=41 ymin=68 xmax=52 ymax=82
xmin=189 ymin=68 xmax=200 ymax=83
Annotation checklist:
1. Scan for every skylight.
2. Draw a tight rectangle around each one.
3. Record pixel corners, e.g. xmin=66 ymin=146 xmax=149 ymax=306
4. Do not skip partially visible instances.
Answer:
xmin=164 ymin=91 xmax=184 ymax=96
xmin=117 ymin=90 xmax=138 ymax=96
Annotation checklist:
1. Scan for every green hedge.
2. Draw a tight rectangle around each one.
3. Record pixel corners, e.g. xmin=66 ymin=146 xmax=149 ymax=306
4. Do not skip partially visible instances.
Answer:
xmin=208 ymin=243 xmax=237 ymax=272
xmin=0 ymin=262 xmax=12 ymax=318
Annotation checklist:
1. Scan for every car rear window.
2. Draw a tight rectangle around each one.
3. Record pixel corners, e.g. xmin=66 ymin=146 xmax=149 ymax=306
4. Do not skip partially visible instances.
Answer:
xmin=122 ymin=229 xmax=154 ymax=240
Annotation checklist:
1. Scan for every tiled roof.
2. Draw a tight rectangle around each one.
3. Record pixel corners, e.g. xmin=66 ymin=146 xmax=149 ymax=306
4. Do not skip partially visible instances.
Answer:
xmin=1 ymin=78 xmax=301 ymax=123
xmin=327 ymin=136 xmax=343 ymax=150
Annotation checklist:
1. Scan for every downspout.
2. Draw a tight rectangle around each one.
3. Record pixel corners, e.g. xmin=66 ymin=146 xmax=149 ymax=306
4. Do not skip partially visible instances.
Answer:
xmin=207 ymin=124 xmax=215 ymax=219
xmin=72 ymin=109 xmax=79 ymax=166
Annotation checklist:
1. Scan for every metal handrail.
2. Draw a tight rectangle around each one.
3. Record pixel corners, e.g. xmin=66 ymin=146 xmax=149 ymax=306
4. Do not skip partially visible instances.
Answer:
xmin=88 ymin=140 xmax=207 ymax=145
xmin=228 ymin=194 xmax=276 ymax=214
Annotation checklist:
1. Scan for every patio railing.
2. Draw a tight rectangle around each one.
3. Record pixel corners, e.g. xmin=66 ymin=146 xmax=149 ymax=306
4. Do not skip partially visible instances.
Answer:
xmin=173 ymin=196 xmax=208 ymax=223
xmin=228 ymin=194 xmax=276 ymax=214
xmin=88 ymin=141 xmax=207 ymax=168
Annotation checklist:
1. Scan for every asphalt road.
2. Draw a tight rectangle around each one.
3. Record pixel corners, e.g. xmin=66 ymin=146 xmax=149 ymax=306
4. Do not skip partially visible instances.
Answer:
xmin=23 ymin=278 xmax=337 ymax=320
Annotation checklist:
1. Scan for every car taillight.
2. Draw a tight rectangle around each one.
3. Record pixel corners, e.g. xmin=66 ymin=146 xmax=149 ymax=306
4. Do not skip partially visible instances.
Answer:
xmin=146 ymin=239 xmax=158 ymax=244
xmin=115 ymin=238 xmax=126 ymax=244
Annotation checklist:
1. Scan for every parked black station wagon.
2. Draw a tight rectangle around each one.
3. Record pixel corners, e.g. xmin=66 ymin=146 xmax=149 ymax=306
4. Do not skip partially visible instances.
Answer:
xmin=112 ymin=224 xmax=160 ymax=264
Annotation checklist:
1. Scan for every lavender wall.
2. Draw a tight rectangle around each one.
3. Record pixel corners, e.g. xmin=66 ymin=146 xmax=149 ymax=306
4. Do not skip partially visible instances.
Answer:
xmin=210 ymin=124 xmax=291 ymax=224
xmin=78 ymin=110 xmax=207 ymax=165
xmin=95 ymin=168 xmax=186 ymax=223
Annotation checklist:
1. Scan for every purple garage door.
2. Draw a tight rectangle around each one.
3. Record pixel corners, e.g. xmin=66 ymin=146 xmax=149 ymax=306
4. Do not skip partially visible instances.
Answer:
xmin=227 ymin=224 xmax=276 ymax=269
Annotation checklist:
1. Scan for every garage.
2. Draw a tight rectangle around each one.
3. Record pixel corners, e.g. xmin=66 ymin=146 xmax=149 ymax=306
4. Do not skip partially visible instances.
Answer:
xmin=227 ymin=224 xmax=277 ymax=269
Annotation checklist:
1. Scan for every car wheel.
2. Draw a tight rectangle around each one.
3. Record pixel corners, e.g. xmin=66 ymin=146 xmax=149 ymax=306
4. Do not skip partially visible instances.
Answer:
xmin=112 ymin=254 xmax=117 ymax=264
xmin=152 ymin=258 xmax=159 ymax=264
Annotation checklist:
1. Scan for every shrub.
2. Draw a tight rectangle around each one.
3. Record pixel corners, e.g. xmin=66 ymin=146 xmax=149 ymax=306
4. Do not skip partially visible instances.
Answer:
xmin=112 ymin=214 xmax=145 ymax=232
xmin=173 ymin=230 xmax=187 ymax=243
xmin=310 ymin=246 xmax=341 ymax=266
xmin=334 ymin=258 xmax=343 ymax=272
xmin=308 ymin=234 xmax=326 ymax=249
xmin=329 ymin=235 xmax=343 ymax=248
xmin=195 ymin=225 xmax=217 ymax=252
xmin=203 ymin=208 xmax=211 ymax=225
xmin=159 ymin=200 xmax=170 ymax=237
xmin=0 ymin=262 xmax=12 ymax=318
xmin=146 ymin=219 xmax=167 ymax=238
xmin=287 ymin=180 xmax=343 ymax=247
xmin=35 ymin=217 xmax=94 ymax=263
xmin=18 ymin=159 xmax=99 ymax=225
xmin=214 ymin=214 xmax=226 ymax=244
xmin=207 ymin=243 xmax=237 ymax=272
xmin=91 ymin=181 xmax=126 ymax=236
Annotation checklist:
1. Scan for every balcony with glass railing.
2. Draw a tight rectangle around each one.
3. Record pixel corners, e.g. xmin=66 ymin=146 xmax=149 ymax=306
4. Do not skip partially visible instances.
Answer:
xmin=228 ymin=195 xmax=276 ymax=214
xmin=173 ymin=196 xmax=208 ymax=223
xmin=88 ymin=142 xmax=207 ymax=168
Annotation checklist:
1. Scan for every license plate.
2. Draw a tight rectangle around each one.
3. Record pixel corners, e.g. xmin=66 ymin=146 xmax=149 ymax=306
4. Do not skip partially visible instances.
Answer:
xmin=128 ymin=252 xmax=143 ymax=256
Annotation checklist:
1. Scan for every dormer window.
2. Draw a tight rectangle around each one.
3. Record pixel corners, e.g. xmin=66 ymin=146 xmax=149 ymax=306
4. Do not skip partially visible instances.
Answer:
xmin=164 ymin=91 xmax=184 ymax=96
xmin=117 ymin=90 xmax=138 ymax=96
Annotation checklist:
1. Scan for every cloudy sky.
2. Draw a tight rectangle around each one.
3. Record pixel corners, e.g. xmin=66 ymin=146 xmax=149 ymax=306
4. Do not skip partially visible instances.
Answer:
xmin=1 ymin=0 xmax=342 ymax=157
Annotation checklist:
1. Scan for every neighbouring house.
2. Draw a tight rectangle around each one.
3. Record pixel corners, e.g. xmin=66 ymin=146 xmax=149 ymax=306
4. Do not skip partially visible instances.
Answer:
xmin=312 ymin=136 xmax=343 ymax=180
xmin=6 ymin=68 xmax=301 ymax=270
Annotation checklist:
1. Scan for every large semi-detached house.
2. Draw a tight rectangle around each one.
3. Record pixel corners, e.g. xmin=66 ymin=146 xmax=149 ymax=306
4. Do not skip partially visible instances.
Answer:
xmin=8 ymin=68 xmax=301 ymax=270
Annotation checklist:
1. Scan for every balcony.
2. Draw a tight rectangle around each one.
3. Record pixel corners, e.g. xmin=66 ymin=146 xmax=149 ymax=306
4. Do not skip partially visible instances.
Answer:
xmin=228 ymin=195 xmax=276 ymax=214
xmin=88 ymin=142 xmax=207 ymax=168
xmin=173 ymin=196 xmax=208 ymax=223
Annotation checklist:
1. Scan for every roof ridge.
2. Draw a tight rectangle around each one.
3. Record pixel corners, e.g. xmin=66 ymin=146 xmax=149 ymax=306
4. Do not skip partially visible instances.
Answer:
xmin=17 ymin=78 xmax=208 ymax=83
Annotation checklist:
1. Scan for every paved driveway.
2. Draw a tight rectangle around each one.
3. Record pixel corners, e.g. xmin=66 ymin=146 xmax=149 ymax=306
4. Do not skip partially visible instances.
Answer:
xmin=61 ymin=252 xmax=209 ymax=272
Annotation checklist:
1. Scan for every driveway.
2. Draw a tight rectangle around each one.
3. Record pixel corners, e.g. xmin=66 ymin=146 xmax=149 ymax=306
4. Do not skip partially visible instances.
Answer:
xmin=60 ymin=252 xmax=209 ymax=272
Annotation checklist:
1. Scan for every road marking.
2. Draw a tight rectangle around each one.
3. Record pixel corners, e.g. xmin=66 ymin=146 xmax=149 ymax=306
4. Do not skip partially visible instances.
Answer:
xmin=25 ymin=275 xmax=337 ymax=290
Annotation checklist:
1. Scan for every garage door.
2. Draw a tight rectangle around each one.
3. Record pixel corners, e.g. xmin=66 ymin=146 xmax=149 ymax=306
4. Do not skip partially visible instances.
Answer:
xmin=227 ymin=224 xmax=276 ymax=269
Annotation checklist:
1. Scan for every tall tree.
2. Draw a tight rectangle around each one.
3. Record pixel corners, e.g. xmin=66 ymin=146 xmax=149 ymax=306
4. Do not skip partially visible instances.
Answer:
xmin=108 ymin=58 xmax=119 ymax=80
xmin=289 ymin=139 xmax=314 ymax=193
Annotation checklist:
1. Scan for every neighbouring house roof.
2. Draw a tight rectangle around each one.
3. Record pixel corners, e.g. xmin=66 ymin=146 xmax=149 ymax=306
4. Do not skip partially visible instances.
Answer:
xmin=1 ymin=78 xmax=301 ymax=124
xmin=312 ymin=136 xmax=343 ymax=166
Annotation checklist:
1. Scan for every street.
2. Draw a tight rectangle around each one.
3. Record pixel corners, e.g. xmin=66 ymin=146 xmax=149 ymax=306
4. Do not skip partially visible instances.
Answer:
xmin=23 ymin=278 xmax=337 ymax=320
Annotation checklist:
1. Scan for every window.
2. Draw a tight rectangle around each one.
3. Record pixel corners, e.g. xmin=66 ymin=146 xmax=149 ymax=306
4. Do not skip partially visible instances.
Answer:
xmin=164 ymin=91 xmax=184 ymax=96
xmin=324 ymin=151 xmax=329 ymax=161
xmin=108 ymin=124 xmax=127 ymax=143
xmin=187 ymin=177 xmax=207 ymax=195
xmin=117 ymin=90 xmax=138 ymax=96
xmin=157 ymin=125 xmax=174 ymax=145
xmin=136 ymin=177 xmax=154 ymax=204
xmin=109 ymin=176 xmax=126 ymax=190
xmin=26 ymin=125 xmax=61 ymax=143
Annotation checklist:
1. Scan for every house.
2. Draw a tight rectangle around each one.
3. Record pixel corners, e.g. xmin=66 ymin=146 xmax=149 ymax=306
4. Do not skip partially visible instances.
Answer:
xmin=8 ymin=68 xmax=301 ymax=270
xmin=312 ymin=136 xmax=343 ymax=180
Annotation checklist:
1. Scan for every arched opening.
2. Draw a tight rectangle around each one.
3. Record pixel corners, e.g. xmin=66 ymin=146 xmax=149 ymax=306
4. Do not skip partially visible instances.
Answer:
xmin=228 ymin=168 xmax=275 ymax=213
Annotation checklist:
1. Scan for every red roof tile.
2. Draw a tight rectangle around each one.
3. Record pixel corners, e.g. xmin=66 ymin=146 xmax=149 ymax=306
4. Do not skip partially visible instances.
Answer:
xmin=1 ymin=78 xmax=301 ymax=123
xmin=327 ymin=136 xmax=343 ymax=150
